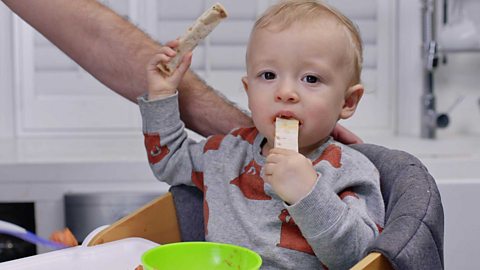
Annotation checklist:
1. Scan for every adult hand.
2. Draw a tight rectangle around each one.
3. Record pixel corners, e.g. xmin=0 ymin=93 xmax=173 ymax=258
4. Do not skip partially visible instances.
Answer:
xmin=331 ymin=123 xmax=363 ymax=144
xmin=264 ymin=148 xmax=318 ymax=205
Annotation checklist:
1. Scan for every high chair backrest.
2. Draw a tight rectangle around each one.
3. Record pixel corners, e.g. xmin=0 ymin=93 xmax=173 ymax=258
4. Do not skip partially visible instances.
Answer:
xmin=350 ymin=144 xmax=444 ymax=269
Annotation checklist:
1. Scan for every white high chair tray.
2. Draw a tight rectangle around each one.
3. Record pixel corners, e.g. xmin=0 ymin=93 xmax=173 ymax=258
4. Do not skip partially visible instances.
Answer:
xmin=0 ymin=237 xmax=158 ymax=270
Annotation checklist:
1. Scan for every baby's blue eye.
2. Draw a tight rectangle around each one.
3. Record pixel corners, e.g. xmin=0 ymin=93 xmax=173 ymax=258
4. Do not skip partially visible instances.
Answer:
xmin=261 ymin=72 xmax=276 ymax=80
xmin=302 ymin=75 xmax=319 ymax=84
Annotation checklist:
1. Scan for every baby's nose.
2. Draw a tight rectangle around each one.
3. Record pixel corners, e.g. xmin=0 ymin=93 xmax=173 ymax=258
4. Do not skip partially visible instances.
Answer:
xmin=275 ymin=85 xmax=299 ymax=103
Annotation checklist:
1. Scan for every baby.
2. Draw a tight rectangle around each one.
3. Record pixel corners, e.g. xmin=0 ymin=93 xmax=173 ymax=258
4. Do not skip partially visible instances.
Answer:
xmin=139 ymin=0 xmax=385 ymax=269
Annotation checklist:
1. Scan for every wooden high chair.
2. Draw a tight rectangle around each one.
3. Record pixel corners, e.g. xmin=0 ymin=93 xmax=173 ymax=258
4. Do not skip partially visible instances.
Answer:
xmin=87 ymin=191 xmax=391 ymax=270
xmin=87 ymin=192 xmax=182 ymax=246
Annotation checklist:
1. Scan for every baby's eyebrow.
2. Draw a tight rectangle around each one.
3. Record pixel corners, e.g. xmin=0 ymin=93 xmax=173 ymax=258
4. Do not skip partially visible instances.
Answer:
xmin=303 ymin=60 xmax=335 ymax=80
xmin=249 ymin=58 xmax=277 ymax=67
xmin=247 ymin=61 xmax=277 ymax=74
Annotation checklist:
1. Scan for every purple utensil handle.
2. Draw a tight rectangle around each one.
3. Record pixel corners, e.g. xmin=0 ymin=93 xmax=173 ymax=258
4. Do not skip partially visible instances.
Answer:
xmin=0 ymin=229 xmax=67 ymax=249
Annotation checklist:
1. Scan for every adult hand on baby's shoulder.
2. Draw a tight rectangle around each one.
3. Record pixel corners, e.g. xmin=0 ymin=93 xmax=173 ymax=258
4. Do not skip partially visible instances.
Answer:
xmin=147 ymin=41 xmax=192 ymax=101
xmin=264 ymin=148 xmax=317 ymax=205
xmin=331 ymin=123 xmax=363 ymax=144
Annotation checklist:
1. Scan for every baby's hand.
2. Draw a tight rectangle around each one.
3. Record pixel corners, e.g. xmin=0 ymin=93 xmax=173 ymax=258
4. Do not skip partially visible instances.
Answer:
xmin=147 ymin=40 xmax=192 ymax=100
xmin=264 ymin=148 xmax=318 ymax=205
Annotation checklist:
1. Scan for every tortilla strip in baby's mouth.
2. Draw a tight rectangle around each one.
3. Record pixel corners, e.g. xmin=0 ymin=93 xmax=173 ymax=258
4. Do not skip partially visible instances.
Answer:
xmin=275 ymin=117 xmax=299 ymax=152
xmin=157 ymin=3 xmax=228 ymax=75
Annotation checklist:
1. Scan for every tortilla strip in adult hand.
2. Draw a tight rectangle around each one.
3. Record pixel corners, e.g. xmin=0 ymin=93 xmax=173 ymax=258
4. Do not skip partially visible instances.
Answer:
xmin=275 ymin=118 xmax=299 ymax=152
xmin=157 ymin=3 xmax=228 ymax=75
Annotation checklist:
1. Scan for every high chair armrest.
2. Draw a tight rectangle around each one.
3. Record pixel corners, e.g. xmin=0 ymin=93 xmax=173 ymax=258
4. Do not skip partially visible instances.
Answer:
xmin=350 ymin=252 xmax=394 ymax=270
xmin=87 ymin=192 xmax=181 ymax=246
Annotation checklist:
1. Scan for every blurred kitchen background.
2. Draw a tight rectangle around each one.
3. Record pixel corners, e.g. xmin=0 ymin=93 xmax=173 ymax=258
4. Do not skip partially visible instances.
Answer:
xmin=0 ymin=0 xmax=479 ymax=268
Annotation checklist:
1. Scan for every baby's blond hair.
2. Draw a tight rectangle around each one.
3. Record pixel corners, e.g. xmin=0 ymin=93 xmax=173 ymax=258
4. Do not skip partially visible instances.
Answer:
xmin=252 ymin=0 xmax=363 ymax=85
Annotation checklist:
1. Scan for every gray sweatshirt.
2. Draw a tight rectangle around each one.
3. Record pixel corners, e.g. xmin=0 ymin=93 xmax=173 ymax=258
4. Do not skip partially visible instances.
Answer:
xmin=138 ymin=93 xmax=384 ymax=270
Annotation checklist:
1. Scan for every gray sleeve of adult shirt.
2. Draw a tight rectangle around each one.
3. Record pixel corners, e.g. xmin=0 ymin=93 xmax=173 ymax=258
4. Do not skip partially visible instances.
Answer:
xmin=287 ymin=144 xmax=385 ymax=270
xmin=137 ymin=93 xmax=205 ymax=187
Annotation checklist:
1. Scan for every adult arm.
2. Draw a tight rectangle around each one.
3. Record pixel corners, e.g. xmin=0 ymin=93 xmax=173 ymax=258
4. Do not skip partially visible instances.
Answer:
xmin=332 ymin=123 xmax=363 ymax=144
xmin=2 ymin=0 xmax=252 ymax=136
xmin=2 ymin=0 xmax=361 ymax=143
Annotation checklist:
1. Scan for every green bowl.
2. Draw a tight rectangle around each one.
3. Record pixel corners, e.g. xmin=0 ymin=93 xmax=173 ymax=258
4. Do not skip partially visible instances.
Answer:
xmin=141 ymin=242 xmax=262 ymax=270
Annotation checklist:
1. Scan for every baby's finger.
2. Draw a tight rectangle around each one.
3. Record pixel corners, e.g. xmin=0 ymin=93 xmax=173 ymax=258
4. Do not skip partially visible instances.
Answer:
xmin=269 ymin=147 xmax=294 ymax=155
xmin=165 ymin=39 xmax=180 ymax=49
xmin=265 ymin=152 xmax=282 ymax=164
xmin=162 ymin=46 xmax=177 ymax=57
xmin=170 ymin=52 xmax=192 ymax=81
xmin=263 ymin=163 xmax=275 ymax=177
xmin=147 ymin=53 xmax=171 ymax=70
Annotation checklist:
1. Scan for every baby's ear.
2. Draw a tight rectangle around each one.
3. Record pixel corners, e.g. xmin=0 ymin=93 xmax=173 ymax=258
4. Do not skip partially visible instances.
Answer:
xmin=340 ymin=84 xmax=364 ymax=119
xmin=241 ymin=76 xmax=249 ymax=92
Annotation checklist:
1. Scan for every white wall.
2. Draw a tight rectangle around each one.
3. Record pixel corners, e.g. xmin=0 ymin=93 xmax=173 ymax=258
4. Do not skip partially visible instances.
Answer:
xmin=397 ymin=0 xmax=423 ymax=136
xmin=0 ymin=3 xmax=14 ymax=138
xmin=439 ymin=180 xmax=480 ymax=270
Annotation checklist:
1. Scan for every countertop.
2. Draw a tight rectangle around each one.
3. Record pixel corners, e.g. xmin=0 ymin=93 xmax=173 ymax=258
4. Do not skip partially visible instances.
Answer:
xmin=0 ymin=135 xmax=153 ymax=183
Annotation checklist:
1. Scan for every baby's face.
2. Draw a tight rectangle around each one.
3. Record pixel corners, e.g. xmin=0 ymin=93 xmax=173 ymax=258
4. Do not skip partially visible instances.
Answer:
xmin=242 ymin=19 xmax=357 ymax=155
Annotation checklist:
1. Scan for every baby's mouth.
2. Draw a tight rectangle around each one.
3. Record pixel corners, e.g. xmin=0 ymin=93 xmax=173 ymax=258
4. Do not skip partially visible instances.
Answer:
xmin=274 ymin=113 xmax=303 ymax=126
